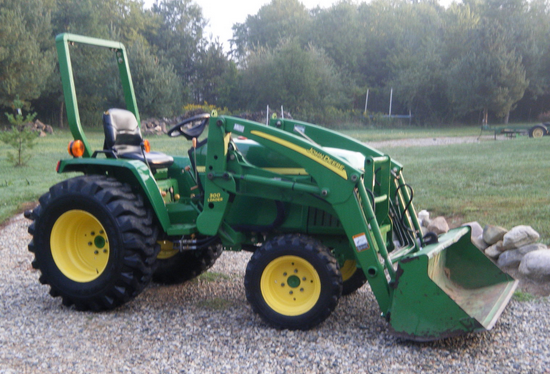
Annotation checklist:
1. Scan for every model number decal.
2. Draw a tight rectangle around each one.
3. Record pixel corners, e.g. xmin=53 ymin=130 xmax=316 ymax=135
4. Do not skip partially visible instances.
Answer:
xmin=208 ymin=193 xmax=223 ymax=203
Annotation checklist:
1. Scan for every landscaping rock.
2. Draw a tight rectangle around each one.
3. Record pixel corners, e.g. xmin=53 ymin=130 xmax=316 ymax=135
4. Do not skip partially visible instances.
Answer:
xmin=427 ymin=216 xmax=449 ymax=235
xmin=519 ymin=250 xmax=550 ymax=280
xmin=485 ymin=243 xmax=502 ymax=259
xmin=463 ymin=221 xmax=483 ymax=240
xmin=472 ymin=235 xmax=488 ymax=251
xmin=497 ymin=249 xmax=524 ymax=268
xmin=494 ymin=240 xmax=505 ymax=252
xmin=497 ymin=243 xmax=547 ymax=268
xmin=483 ymin=225 xmax=508 ymax=245
xmin=502 ymin=225 xmax=540 ymax=250
xmin=420 ymin=226 xmax=427 ymax=236
xmin=418 ymin=210 xmax=430 ymax=228
xmin=25 ymin=119 xmax=54 ymax=136
xmin=141 ymin=118 xmax=175 ymax=135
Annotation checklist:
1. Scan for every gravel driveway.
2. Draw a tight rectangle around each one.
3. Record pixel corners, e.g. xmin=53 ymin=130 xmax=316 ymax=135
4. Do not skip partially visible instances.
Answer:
xmin=1 ymin=213 xmax=549 ymax=373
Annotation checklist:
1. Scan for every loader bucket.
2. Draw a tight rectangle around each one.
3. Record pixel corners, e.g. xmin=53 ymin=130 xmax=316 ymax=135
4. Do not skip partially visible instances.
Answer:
xmin=389 ymin=227 xmax=518 ymax=341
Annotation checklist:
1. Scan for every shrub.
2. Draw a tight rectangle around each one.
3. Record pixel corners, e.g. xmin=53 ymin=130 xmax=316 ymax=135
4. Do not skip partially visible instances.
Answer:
xmin=0 ymin=99 xmax=38 ymax=167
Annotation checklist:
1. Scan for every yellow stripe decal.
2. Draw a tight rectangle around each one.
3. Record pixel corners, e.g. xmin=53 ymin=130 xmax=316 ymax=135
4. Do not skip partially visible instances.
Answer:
xmin=251 ymin=131 xmax=348 ymax=180
xmin=262 ymin=168 xmax=308 ymax=175
xmin=196 ymin=166 xmax=307 ymax=175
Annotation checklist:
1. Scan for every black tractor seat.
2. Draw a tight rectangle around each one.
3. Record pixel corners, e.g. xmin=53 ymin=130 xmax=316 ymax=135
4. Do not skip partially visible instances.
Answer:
xmin=102 ymin=108 xmax=174 ymax=170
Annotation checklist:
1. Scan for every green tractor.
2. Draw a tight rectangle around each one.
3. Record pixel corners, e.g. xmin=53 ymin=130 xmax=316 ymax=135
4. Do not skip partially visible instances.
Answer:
xmin=26 ymin=34 xmax=518 ymax=341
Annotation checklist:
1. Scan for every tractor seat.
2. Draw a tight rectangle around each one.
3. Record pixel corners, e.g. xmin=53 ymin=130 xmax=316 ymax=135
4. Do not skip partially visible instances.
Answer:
xmin=103 ymin=108 xmax=173 ymax=170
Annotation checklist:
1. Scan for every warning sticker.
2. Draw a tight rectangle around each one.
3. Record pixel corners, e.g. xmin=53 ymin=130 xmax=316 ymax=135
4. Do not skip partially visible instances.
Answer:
xmin=353 ymin=233 xmax=370 ymax=252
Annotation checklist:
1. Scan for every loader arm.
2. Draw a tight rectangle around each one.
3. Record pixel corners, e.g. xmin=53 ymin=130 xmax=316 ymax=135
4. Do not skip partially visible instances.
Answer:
xmin=267 ymin=118 xmax=424 ymax=246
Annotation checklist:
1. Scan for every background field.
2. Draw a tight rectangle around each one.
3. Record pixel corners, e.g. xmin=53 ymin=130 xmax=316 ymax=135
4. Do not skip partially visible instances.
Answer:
xmin=1 ymin=126 xmax=548 ymax=243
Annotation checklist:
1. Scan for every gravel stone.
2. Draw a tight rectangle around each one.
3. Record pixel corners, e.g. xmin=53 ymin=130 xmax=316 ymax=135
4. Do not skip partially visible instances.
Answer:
xmin=1 ymin=213 xmax=549 ymax=373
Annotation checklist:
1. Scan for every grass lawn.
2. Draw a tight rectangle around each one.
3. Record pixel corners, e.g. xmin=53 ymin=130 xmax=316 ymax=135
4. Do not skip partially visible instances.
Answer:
xmin=377 ymin=137 xmax=550 ymax=243
xmin=1 ymin=125 xmax=548 ymax=244
xmin=339 ymin=124 xmax=483 ymax=142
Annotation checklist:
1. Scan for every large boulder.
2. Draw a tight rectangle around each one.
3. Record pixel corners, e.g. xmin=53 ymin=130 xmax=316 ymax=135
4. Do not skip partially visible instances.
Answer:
xmin=519 ymin=249 xmax=550 ymax=280
xmin=472 ymin=235 xmax=488 ymax=251
xmin=418 ymin=210 xmax=430 ymax=228
xmin=484 ymin=244 xmax=501 ymax=259
xmin=484 ymin=241 xmax=504 ymax=259
xmin=497 ymin=243 xmax=547 ymax=268
xmin=502 ymin=225 xmax=539 ymax=250
xmin=462 ymin=222 xmax=483 ymax=240
xmin=483 ymin=225 xmax=508 ymax=245
xmin=427 ymin=216 xmax=449 ymax=235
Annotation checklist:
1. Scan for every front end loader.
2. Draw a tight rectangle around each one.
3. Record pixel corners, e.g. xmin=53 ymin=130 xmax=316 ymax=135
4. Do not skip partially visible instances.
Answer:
xmin=25 ymin=33 xmax=517 ymax=341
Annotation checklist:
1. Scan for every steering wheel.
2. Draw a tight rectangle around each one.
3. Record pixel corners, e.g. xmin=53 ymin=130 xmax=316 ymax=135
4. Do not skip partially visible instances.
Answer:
xmin=167 ymin=113 xmax=211 ymax=140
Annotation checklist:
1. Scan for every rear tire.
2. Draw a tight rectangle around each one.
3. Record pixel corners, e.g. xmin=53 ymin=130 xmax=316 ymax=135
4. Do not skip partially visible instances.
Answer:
xmin=153 ymin=242 xmax=223 ymax=284
xmin=28 ymin=175 xmax=159 ymax=311
xmin=340 ymin=260 xmax=367 ymax=295
xmin=245 ymin=234 xmax=342 ymax=330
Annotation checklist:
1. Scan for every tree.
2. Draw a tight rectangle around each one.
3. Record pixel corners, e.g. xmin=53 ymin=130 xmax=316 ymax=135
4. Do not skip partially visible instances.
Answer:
xmin=389 ymin=38 xmax=450 ymax=123
xmin=0 ymin=0 xmax=55 ymax=109
xmin=446 ymin=21 xmax=529 ymax=123
xmin=231 ymin=0 xmax=312 ymax=61
xmin=192 ymin=39 xmax=237 ymax=106
xmin=147 ymin=0 xmax=205 ymax=94
xmin=127 ymin=41 xmax=183 ymax=118
xmin=309 ymin=1 xmax=366 ymax=83
xmin=386 ymin=1 xmax=451 ymax=122
xmin=0 ymin=97 xmax=38 ymax=167
xmin=240 ymin=39 xmax=347 ymax=118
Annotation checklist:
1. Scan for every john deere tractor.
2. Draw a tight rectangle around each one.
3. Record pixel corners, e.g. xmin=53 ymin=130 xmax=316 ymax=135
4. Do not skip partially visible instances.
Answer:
xmin=25 ymin=33 xmax=517 ymax=341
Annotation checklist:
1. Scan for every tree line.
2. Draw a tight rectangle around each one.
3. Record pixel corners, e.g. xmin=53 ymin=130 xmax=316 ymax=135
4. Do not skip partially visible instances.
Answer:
xmin=1 ymin=0 xmax=550 ymax=127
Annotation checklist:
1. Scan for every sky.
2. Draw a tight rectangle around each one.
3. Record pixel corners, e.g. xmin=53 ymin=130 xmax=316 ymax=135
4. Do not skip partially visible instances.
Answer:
xmin=143 ymin=0 xmax=342 ymax=49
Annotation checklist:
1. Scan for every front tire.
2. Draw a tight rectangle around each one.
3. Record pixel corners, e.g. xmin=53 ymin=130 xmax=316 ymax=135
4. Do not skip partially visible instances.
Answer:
xmin=28 ymin=175 xmax=159 ymax=311
xmin=245 ymin=234 xmax=342 ymax=330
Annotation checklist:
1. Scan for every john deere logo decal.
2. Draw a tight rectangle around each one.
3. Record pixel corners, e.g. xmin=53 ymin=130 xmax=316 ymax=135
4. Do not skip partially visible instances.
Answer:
xmin=250 ymin=131 xmax=348 ymax=180
xmin=306 ymin=148 xmax=346 ymax=174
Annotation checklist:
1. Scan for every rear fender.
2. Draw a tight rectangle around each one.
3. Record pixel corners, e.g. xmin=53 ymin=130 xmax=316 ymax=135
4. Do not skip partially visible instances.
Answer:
xmin=57 ymin=158 xmax=170 ymax=231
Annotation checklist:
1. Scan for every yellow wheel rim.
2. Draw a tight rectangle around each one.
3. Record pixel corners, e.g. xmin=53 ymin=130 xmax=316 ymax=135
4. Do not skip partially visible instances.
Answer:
xmin=340 ymin=260 xmax=358 ymax=282
xmin=50 ymin=210 xmax=110 ymax=283
xmin=260 ymin=255 xmax=321 ymax=316
xmin=157 ymin=240 xmax=179 ymax=260
xmin=532 ymin=128 xmax=545 ymax=138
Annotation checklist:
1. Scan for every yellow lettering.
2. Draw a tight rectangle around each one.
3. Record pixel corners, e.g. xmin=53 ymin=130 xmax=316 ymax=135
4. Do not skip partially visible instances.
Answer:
xmin=207 ymin=193 xmax=224 ymax=203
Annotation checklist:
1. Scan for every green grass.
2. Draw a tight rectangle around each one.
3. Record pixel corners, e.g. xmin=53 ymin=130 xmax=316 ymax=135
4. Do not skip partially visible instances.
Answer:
xmin=513 ymin=290 xmax=538 ymax=302
xmin=1 ymin=126 xmax=548 ymax=246
xmin=195 ymin=272 xmax=231 ymax=282
xmin=339 ymin=124 xmax=483 ymax=142
xmin=377 ymin=137 xmax=550 ymax=243
xmin=0 ymin=130 xmax=80 ymax=222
